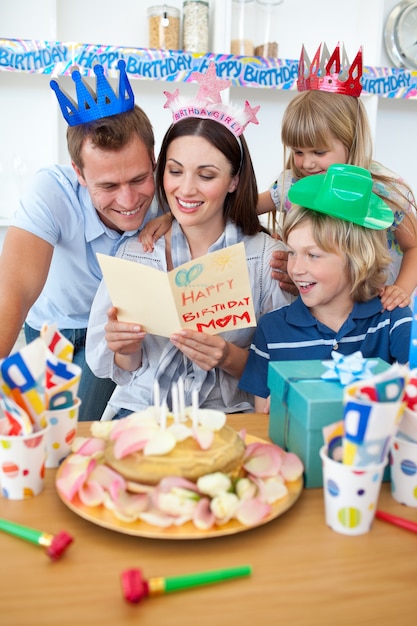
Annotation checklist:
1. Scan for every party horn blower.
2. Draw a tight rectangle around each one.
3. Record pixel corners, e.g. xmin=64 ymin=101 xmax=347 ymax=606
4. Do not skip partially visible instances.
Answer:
xmin=0 ymin=518 xmax=73 ymax=560
xmin=121 ymin=564 xmax=252 ymax=604
xmin=376 ymin=510 xmax=417 ymax=534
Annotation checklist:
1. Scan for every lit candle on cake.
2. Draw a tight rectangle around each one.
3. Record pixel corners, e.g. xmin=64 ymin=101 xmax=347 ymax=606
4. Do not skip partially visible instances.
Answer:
xmin=171 ymin=383 xmax=179 ymax=423
xmin=160 ymin=400 xmax=168 ymax=430
xmin=178 ymin=377 xmax=186 ymax=420
xmin=192 ymin=389 xmax=199 ymax=428
xmin=153 ymin=380 xmax=160 ymax=409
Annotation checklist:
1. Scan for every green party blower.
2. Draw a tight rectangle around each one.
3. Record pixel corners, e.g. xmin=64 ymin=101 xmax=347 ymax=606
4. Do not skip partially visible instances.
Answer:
xmin=121 ymin=564 xmax=252 ymax=604
xmin=0 ymin=518 xmax=73 ymax=560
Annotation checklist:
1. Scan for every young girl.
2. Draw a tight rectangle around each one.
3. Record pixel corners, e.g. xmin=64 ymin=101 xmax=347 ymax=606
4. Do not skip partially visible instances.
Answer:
xmin=85 ymin=67 xmax=293 ymax=418
xmin=141 ymin=89 xmax=417 ymax=311
xmin=259 ymin=89 xmax=417 ymax=310
xmin=238 ymin=164 xmax=413 ymax=414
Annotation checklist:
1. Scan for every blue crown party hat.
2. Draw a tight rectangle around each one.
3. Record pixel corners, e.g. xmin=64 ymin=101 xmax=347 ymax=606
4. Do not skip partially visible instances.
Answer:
xmin=50 ymin=60 xmax=134 ymax=126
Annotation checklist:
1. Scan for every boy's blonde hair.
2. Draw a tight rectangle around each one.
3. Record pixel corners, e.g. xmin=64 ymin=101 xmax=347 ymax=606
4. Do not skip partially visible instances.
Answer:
xmin=282 ymin=205 xmax=391 ymax=302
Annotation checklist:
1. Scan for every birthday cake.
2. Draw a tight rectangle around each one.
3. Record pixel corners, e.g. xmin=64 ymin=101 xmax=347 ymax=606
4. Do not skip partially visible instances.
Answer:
xmin=56 ymin=406 xmax=304 ymax=530
xmin=103 ymin=409 xmax=245 ymax=486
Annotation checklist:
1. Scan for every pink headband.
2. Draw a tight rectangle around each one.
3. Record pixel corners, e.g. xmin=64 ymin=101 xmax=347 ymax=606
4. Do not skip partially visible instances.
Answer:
xmin=163 ymin=62 xmax=260 ymax=138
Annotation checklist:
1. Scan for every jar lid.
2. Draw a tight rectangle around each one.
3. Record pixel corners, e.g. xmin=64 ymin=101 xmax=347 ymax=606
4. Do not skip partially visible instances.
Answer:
xmin=183 ymin=1 xmax=209 ymax=6
xmin=147 ymin=5 xmax=180 ymax=16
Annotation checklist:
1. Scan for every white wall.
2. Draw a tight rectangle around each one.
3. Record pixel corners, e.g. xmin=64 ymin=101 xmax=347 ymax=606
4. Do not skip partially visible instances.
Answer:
xmin=0 ymin=0 xmax=415 ymax=250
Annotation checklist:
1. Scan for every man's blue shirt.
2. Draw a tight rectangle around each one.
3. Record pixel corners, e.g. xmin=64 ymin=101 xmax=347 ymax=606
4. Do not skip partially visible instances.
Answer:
xmin=11 ymin=165 xmax=158 ymax=330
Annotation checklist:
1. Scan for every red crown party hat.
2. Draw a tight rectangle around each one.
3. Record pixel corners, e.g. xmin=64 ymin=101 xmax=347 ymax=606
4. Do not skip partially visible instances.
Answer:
xmin=297 ymin=42 xmax=363 ymax=97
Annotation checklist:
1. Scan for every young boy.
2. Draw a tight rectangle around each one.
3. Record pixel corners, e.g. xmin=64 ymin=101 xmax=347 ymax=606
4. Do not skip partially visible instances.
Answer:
xmin=239 ymin=164 xmax=413 ymax=413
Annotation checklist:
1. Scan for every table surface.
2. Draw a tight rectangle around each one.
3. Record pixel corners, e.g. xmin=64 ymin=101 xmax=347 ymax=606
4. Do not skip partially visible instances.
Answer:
xmin=1 ymin=414 xmax=416 ymax=626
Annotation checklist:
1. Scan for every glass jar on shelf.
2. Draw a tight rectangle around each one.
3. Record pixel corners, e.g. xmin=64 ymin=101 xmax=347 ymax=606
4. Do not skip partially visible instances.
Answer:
xmin=231 ymin=0 xmax=255 ymax=56
xmin=182 ymin=0 xmax=209 ymax=53
xmin=147 ymin=5 xmax=180 ymax=50
xmin=254 ymin=0 xmax=282 ymax=58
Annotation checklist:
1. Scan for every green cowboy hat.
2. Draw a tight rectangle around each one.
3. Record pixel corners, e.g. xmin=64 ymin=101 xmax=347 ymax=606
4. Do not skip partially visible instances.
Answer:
xmin=288 ymin=164 xmax=393 ymax=229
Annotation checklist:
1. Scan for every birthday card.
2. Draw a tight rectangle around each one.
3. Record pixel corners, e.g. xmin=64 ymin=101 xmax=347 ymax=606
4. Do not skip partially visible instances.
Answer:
xmin=97 ymin=242 xmax=256 ymax=337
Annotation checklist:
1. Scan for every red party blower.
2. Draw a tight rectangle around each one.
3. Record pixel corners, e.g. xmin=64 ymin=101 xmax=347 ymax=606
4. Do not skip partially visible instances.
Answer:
xmin=0 ymin=518 xmax=73 ymax=560
xmin=375 ymin=510 xmax=417 ymax=534
xmin=121 ymin=564 xmax=252 ymax=604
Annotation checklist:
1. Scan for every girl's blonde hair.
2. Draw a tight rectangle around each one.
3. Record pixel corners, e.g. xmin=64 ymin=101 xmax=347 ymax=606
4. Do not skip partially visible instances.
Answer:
xmin=281 ymin=90 xmax=415 ymax=216
xmin=282 ymin=90 xmax=372 ymax=172
xmin=282 ymin=205 xmax=391 ymax=302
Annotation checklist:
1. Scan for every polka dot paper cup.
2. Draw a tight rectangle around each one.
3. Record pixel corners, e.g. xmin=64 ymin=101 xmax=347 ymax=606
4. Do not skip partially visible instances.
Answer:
xmin=390 ymin=436 xmax=417 ymax=507
xmin=320 ymin=445 xmax=387 ymax=535
xmin=397 ymin=407 xmax=417 ymax=443
xmin=0 ymin=419 xmax=49 ymax=500
xmin=45 ymin=398 xmax=81 ymax=468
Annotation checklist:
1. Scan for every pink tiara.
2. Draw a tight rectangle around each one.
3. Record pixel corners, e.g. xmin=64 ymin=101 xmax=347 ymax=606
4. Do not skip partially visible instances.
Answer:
xmin=163 ymin=62 xmax=260 ymax=138
xmin=297 ymin=42 xmax=363 ymax=97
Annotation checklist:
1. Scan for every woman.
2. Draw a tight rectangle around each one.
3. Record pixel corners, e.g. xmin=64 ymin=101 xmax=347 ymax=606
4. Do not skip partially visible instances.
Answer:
xmin=86 ymin=112 xmax=292 ymax=418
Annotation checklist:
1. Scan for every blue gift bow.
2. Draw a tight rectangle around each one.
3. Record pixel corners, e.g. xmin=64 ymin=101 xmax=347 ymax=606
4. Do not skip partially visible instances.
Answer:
xmin=320 ymin=351 xmax=378 ymax=386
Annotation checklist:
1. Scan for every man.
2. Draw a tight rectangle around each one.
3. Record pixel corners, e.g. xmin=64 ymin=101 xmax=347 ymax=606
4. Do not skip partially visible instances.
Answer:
xmin=0 ymin=61 xmax=157 ymax=421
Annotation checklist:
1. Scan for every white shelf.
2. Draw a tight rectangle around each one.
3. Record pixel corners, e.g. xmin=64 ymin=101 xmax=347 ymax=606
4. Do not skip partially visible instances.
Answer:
xmin=1 ymin=0 xmax=416 ymax=225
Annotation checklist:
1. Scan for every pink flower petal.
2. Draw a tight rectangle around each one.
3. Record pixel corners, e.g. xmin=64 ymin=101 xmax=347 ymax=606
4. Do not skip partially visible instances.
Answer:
xmin=168 ymin=423 xmax=192 ymax=441
xmin=113 ymin=426 xmax=153 ymax=459
xmin=197 ymin=409 xmax=226 ymax=431
xmin=138 ymin=510 xmax=177 ymax=528
xmin=144 ymin=430 xmax=177 ymax=456
xmin=112 ymin=490 xmax=149 ymax=519
xmin=108 ymin=420 xmax=127 ymax=440
xmin=109 ymin=417 xmax=140 ymax=439
xmin=280 ymin=452 xmax=304 ymax=482
xmin=193 ymin=497 xmax=216 ymax=530
xmin=88 ymin=464 xmax=126 ymax=500
xmin=194 ymin=426 xmax=214 ymax=450
xmin=152 ymin=477 xmax=199 ymax=516
xmin=157 ymin=476 xmax=200 ymax=493
xmin=78 ymin=480 xmax=105 ymax=507
xmin=243 ymin=442 xmax=283 ymax=477
xmin=72 ymin=437 xmax=106 ymax=456
xmin=235 ymin=497 xmax=272 ymax=526
xmin=56 ymin=455 xmax=97 ymax=501
xmin=156 ymin=492 xmax=197 ymax=518
xmin=172 ymin=515 xmax=195 ymax=526
xmin=110 ymin=415 xmax=157 ymax=440
xmin=259 ymin=477 xmax=288 ymax=504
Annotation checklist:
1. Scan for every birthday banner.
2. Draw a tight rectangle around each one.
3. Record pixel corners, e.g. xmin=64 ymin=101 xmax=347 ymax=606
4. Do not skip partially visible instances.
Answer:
xmin=97 ymin=243 xmax=256 ymax=337
xmin=1 ymin=38 xmax=417 ymax=99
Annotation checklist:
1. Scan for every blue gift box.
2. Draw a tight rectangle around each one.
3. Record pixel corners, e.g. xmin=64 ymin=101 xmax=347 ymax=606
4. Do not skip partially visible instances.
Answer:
xmin=267 ymin=359 xmax=391 ymax=488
